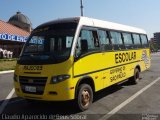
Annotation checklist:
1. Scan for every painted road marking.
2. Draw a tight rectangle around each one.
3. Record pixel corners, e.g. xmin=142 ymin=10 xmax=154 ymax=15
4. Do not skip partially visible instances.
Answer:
xmin=0 ymin=70 xmax=14 ymax=75
xmin=0 ymin=88 xmax=15 ymax=114
xmin=99 ymin=77 xmax=160 ymax=120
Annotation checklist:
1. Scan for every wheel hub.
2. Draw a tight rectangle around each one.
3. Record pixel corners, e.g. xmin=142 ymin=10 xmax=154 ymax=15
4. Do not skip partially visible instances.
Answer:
xmin=81 ymin=90 xmax=90 ymax=107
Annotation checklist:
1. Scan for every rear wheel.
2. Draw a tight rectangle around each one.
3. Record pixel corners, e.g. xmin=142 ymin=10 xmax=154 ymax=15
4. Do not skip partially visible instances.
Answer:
xmin=77 ymin=84 xmax=93 ymax=111
xmin=129 ymin=68 xmax=140 ymax=84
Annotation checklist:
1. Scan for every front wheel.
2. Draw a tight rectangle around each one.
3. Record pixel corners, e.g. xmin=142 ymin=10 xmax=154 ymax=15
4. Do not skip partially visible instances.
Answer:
xmin=129 ymin=68 xmax=140 ymax=84
xmin=77 ymin=84 xmax=93 ymax=111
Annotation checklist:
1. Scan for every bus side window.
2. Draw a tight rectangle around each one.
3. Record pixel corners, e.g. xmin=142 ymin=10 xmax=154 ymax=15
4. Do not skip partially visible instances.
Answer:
xmin=140 ymin=34 xmax=149 ymax=48
xmin=98 ymin=30 xmax=112 ymax=51
xmin=110 ymin=31 xmax=124 ymax=50
xmin=122 ymin=32 xmax=134 ymax=49
xmin=132 ymin=34 xmax=141 ymax=48
xmin=76 ymin=29 xmax=100 ymax=57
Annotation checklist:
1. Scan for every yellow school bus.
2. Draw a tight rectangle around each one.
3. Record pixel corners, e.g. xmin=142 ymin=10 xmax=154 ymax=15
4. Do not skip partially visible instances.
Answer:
xmin=14 ymin=17 xmax=150 ymax=111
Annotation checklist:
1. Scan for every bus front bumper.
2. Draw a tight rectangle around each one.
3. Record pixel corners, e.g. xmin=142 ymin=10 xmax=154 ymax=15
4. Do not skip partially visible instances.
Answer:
xmin=14 ymin=81 xmax=75 ymax=101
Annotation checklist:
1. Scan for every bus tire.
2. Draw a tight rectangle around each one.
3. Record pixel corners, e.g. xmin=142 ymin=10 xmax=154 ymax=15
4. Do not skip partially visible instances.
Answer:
xmin=129 ymin=68 xmax=140 ymax=84
xmin=77 ymin=84 xmax=93 ymax=111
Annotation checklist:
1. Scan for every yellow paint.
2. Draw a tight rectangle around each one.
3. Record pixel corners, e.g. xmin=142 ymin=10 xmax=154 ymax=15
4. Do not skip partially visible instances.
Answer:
xmin=14 ymin=49 xmax=150 ymax=101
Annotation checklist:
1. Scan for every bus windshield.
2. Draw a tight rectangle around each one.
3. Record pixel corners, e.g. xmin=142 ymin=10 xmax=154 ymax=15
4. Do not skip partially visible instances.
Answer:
xmin=18 ymin=22 xmax=77 ymax=64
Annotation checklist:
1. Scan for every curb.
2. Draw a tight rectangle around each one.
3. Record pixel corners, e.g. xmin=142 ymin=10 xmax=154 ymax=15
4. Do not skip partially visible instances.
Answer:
xmin=0 ymin=70 xmax=14 ymax=75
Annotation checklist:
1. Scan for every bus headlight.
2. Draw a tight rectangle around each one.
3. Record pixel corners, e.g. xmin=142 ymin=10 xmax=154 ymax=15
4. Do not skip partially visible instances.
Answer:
xmin=50 ymin=75 xmax=70 ymax=84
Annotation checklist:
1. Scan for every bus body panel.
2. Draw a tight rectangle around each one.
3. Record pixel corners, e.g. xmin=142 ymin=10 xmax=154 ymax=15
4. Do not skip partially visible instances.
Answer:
xmin=74 ymin=49 xmax=151 ymax=91
xmin=14 ymin=48 xmax=150 ymax=101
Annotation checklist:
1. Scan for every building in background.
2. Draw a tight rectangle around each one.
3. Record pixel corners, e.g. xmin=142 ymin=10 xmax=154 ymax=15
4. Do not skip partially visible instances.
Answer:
xmin=8 ymin=11 xmax=32 ymax=33
xmin=0 ymin=12 xmax=32 ymax=58
xmin=150 ymin=38 xmax=157 ymax=44
xmin=154 ymin=32 xmax=160 ymax=49
xmin=149 ymin=32 xmax=160 ymax=52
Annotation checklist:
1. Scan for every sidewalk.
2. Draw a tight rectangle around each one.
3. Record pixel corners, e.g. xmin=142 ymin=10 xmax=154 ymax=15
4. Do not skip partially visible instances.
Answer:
xmin=151 ymin=52 xmax=160 ymax=56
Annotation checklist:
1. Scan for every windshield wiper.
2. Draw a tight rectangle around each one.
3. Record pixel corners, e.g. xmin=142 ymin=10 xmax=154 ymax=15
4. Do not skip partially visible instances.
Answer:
xmin=20 ymin=52 xmax=58 ymax=62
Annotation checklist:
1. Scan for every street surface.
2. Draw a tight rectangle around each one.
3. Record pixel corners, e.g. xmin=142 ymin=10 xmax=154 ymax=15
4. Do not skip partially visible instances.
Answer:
xmin=0 ymin=53 xmax=160 ymax=120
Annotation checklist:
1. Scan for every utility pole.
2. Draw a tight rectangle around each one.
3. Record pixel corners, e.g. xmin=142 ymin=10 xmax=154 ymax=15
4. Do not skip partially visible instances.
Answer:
xmin=80 ymin=0 xmax=84 ymax=16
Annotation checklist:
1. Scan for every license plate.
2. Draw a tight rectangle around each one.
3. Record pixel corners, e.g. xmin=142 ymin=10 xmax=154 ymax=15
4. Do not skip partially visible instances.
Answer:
xmin=25 ymin=86 xmax=36 ymax=93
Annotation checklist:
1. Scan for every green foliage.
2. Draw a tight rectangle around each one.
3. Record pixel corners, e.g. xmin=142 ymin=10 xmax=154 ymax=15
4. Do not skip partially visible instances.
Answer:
xmin=0 ymin=59 xmax=17 ymax=71
xmin=0 ymin=58 xmax=17 ymax=62
xmin=150 ymin=42 xmax=158 ymax=52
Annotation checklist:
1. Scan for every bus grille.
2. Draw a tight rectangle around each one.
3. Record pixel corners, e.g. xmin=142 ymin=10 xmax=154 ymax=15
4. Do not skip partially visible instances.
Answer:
xmin=19 ymin=76 xmax=47 ymax=95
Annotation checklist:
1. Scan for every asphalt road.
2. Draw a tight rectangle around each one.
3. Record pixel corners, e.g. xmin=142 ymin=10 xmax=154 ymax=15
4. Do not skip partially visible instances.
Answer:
xmin=0 ymin=53 xmax=160 ymax=120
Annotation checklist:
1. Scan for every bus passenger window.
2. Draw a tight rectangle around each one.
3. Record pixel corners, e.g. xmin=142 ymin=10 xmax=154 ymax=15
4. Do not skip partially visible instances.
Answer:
xmin=110 ymin=31 xmax=124 ymax=50
xmin=76 ymin=29 xmax=100 ymax=56
xmin=140 ymin=35 xmax=149 ymax=48
xmin=122 ymin=33 xmax=133 ymax=49
xmin=132 ymin=34 xmax=141 ymax=48
xmin=98 ymin=30 xmax=112 ymax=51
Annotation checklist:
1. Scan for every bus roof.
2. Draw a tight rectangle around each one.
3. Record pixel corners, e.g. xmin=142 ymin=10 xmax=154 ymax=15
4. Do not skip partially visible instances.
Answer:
xmin=36 ymin=16 xmax=146 ymax=34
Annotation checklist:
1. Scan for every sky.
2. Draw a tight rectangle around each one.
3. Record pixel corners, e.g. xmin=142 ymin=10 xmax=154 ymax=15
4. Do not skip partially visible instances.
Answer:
xmin=1 ymin=0 xmax=160 ymax=39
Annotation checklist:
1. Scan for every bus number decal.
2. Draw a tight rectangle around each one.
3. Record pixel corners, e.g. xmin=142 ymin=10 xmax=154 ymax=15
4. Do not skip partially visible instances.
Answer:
xmin=23 ymin=65 xmax=43 ymax=71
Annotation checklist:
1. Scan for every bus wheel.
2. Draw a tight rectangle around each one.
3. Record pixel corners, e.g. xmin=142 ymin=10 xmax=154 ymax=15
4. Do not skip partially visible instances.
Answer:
xmin=77 ymin=84 xmax=93 ymax=111
xmin=129 ymin=68 xmax=140 ymax=84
